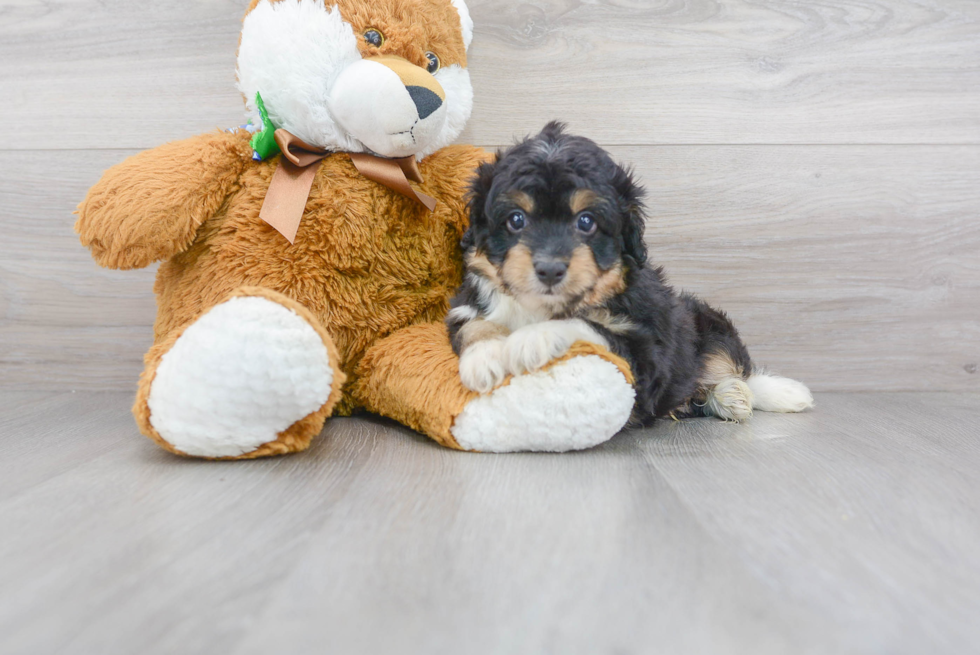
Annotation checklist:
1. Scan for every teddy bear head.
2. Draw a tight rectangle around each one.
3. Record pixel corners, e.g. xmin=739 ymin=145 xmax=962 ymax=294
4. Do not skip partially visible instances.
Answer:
xmin=237 ymin=0 xmax=474 ymax=159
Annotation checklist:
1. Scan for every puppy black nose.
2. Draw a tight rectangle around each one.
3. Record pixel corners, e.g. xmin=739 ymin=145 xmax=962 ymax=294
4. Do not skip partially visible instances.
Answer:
xmin=406 ymin=86 xmax=443 ymax=120
xmin=535 ymin=260 xmax=568 ymax=287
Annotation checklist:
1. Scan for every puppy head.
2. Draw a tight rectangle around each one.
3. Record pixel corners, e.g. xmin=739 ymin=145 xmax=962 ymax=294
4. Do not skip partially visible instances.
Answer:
xmin=464 ymin=122 xmax=648 ymax=312
xmin=237 ymin=0 xmax=474 ymax=158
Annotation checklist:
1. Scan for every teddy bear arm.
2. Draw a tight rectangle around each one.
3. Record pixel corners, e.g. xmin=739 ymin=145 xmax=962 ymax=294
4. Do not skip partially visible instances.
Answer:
xmin=352 ymin=322 xmax=638 ymax=453
xmin=352 ymin=322 xmax=472 ymax=449
xmin=75 ymin=130 xmax=254 ymax=270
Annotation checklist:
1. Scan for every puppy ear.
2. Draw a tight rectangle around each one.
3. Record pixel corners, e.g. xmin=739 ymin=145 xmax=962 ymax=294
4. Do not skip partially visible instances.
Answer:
xmin=623 ymin=203 xmax=649 ymax=266
xmin=462 ymin=154 xmax=499 ymax=252
xmin=614 ymin=165 xmax=649 ymax=266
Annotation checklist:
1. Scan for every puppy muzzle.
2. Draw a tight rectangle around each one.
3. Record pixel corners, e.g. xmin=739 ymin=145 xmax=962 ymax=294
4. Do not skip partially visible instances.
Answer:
xmin=329 ymin=55 xmax=448 ymax=158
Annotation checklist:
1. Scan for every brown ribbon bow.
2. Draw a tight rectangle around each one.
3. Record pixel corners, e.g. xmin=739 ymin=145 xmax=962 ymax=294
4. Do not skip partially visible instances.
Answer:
xmin=258 ymin=129 xmax=437 ymax=244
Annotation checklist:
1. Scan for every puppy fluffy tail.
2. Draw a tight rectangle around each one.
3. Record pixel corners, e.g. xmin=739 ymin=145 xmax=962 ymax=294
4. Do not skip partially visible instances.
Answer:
xmin=698 ymin=350 xmax=814 ymax=421
xmin=746 ymin=371 xmax=814 ymax=413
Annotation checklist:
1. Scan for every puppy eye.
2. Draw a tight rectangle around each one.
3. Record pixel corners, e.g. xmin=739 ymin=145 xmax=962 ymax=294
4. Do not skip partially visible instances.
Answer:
xmin=507 ymin=211 xmax=526 ymax=233
xmin=425 ymin=52 xmax=440 ymax=74
xmin=577 ymin=213 xmax=598 ymax=235
xmin=364 ymin=29 xmax=384 ymax=48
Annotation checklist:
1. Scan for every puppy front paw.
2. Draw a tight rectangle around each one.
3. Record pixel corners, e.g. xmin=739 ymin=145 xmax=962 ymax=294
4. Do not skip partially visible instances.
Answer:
xmin=505 ymin=323 xmax=573 ymax=375
xmin=459 ymin=339 xmax=509 ymax=393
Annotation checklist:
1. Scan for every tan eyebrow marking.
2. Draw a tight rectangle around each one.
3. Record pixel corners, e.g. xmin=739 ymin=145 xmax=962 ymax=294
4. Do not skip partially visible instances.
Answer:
xmin=509 ymin=191 xmax=535 ymax=214
xmin=570 ymin=189 xmax=598 ymax=215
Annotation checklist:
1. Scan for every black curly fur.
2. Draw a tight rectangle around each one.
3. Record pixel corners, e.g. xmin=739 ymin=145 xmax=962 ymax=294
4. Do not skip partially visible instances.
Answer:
xmin=449 ymin=122 xmax=753 ymax=424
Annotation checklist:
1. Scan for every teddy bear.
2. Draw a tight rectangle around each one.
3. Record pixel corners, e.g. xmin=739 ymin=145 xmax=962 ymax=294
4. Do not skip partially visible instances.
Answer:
xmin=75 ymin=0 xmax=637 ymax=459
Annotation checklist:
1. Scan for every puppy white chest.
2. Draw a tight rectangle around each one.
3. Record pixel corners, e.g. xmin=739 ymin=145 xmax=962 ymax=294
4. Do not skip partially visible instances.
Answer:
xmin=484 ymin=292 xmax=552 ymax=332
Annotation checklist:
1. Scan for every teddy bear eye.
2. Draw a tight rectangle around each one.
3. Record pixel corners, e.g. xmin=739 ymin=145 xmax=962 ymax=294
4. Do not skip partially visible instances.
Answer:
xmin=364 ymin=29 xmax=384 ymax=48
xmin=425 ymin=52 xmax=440 ymax=74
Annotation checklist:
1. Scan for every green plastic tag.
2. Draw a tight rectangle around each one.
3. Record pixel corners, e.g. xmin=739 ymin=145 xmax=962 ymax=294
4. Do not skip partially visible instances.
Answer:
xmin=249 ymin=92 xmax=281 ymax=161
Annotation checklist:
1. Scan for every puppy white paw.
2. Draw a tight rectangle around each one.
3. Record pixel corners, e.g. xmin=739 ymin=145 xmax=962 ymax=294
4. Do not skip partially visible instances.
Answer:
xmin=505 ymin=322 xmax=574 ymax=375
xmin=459 ymin=338 xmax=508 ymax=393
xmin=705 ymin=377 xmax=754 ymax=422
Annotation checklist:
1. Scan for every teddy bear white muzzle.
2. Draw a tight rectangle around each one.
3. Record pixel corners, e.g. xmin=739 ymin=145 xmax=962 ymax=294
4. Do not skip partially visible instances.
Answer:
xmin=329 ymin=55 xmax=449 ymax=159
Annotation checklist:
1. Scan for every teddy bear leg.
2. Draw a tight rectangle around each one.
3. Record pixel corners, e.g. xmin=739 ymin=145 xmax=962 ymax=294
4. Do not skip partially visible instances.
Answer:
xmin=354 ymin=323 xmax=636 ymax=453
xmin=134 ymin=287 xmax=345 ymax=460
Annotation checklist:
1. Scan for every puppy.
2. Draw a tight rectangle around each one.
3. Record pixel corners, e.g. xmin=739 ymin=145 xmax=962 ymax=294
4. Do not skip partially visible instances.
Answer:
xmin=447 ymin=122 xmax=814 ymax=424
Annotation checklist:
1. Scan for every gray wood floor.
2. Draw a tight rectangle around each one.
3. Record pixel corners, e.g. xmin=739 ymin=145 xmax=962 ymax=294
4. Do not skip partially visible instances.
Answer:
xmin=1 ymin=391 xmax=978 ymax=654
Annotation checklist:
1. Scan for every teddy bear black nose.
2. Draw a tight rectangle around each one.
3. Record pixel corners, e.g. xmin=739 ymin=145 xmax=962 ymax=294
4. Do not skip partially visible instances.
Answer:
xmin=535 ymin=260 xmax=568 ymax=287
xmin=406 ymin=85 xmax=443 ymax=120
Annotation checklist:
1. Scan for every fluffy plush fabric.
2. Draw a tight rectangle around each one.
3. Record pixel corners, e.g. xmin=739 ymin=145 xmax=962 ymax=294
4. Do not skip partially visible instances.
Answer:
xmin=238 ymin=0 xmax=473 ymax=158
xmin=354 ymin=323 xmax=635 ymax=452
xmin=148 ymin=295 xmax=336 ymax=458
xmin=77 ymin=0 xmax=638 ymax=459
xmin=450 ymin=0 xmax=474 ymax=50
xmin=134 ymin=287 xmax=346 ymax=460
xmin=238 ymin=1 xmax=362 ymax=151
xmin=451 ymin=353 xmax=636 ymax=453
xmin=76 ymin=132 xmax=255 ymax=270
xmin=428 ymin=64 xmax=474 ymax=157
xmin=328 ymin=57 xmax=450 ymax=158
xmin=130 ymin=135 xmax=485 ymax=413
xmin=77 ymin=125 xmax=493 ymax=456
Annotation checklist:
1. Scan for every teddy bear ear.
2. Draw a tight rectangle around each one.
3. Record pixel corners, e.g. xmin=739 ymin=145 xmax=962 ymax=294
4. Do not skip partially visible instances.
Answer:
xmin=450 ymin=0 xmax=474 ymax=50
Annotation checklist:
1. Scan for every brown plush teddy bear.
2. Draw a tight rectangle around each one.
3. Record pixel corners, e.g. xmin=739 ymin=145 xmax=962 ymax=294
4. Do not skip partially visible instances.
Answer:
xmin=75 ymin=0 xmax=637 ymax=459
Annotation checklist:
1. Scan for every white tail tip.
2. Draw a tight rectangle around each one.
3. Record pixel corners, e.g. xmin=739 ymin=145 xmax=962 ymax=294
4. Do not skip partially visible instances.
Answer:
xmin=747 ymin=373 xmax=814 ymax=413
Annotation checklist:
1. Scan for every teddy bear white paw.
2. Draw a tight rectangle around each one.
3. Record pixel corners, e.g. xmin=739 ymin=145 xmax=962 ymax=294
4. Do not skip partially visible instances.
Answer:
xmin=504 ymin=322 xmax=574 ymax=375
xmin=459 ymin=338 xmax=508 ymax=393
xmin=147 ymin=296 xmax=334 ymax=458
xmin=451 ymin=353 xmax=636 ymax=453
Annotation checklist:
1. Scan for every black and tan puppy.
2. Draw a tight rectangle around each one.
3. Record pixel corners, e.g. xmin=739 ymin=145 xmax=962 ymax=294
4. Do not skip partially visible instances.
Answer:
xmin=447 ymin=122 xmax=813 ymax=424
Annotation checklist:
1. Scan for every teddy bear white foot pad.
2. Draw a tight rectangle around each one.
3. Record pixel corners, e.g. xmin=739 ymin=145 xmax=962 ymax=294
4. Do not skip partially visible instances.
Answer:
xmin=450 ymin=354 xmax=636 ymax=453
xmin=147 ymin=296 xmax=334 ymax=458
